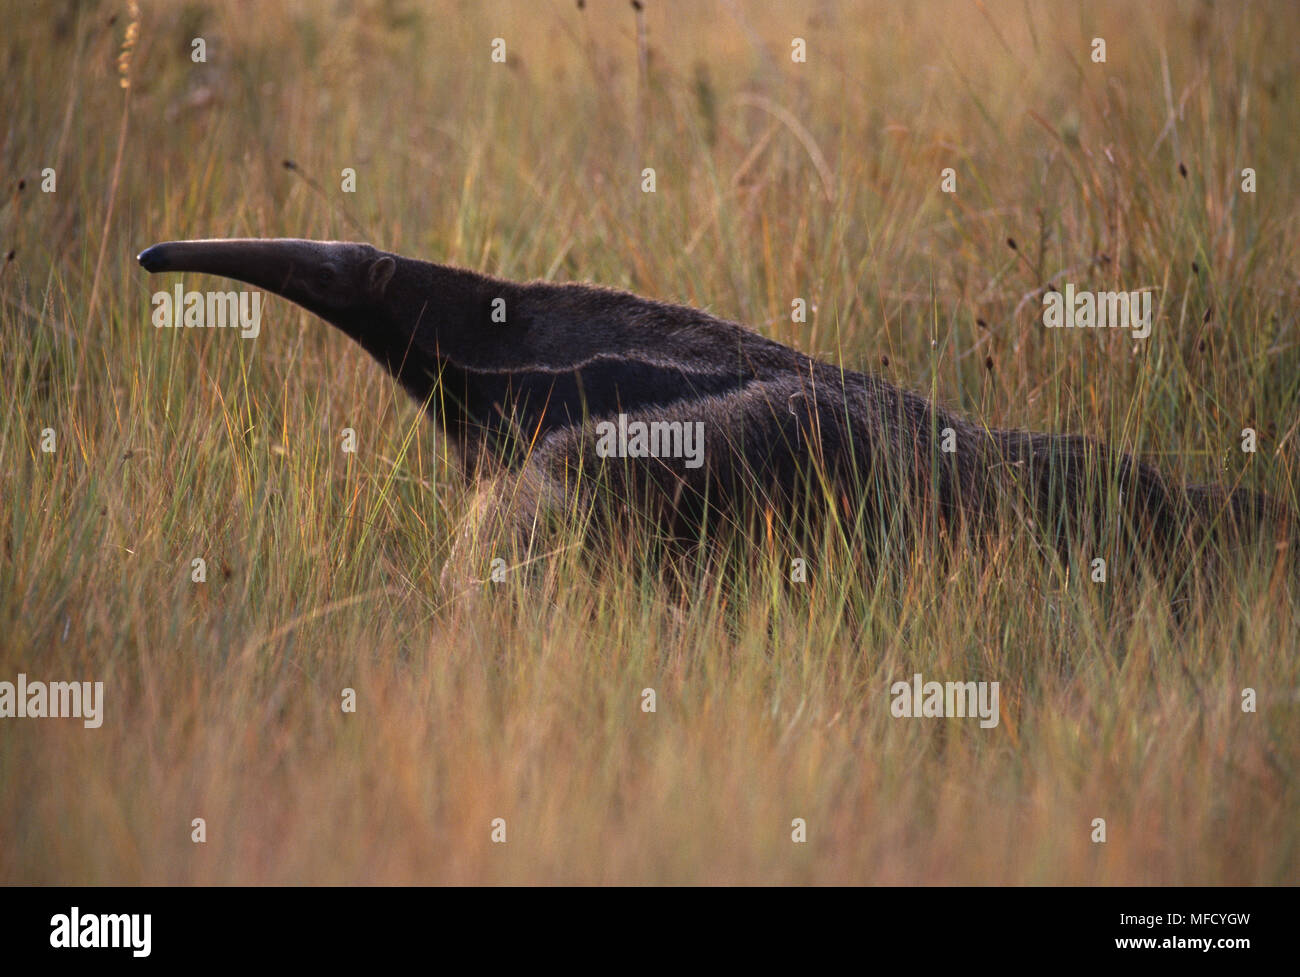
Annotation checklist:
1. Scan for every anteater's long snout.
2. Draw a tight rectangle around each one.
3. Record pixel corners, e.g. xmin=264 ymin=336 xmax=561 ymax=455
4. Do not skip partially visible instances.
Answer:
xmin=136 ymin=242 xmax=178 ymax=272
xmin=135 ymin=238 xmax=346 ymax=297
xmin=138 ymin=238 xmax=275 ymax=275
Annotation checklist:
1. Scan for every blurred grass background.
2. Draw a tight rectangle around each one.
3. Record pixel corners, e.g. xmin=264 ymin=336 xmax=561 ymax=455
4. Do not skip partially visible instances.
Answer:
xmin=1 ymin=0 xmax=1297 ymax=882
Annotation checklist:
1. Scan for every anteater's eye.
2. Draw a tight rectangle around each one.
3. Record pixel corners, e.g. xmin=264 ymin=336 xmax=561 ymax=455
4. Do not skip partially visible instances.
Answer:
xmin=317 ymin=265 xmax=336 ymax=286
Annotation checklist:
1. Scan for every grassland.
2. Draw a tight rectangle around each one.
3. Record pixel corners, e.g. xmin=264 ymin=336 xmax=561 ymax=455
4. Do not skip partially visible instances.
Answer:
xmin=1 ymin=0 xmax=1297 ymax=883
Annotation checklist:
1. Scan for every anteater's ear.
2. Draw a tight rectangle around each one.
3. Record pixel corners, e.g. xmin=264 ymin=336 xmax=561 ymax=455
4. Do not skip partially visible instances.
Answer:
xmin=367 ymin=256 xmax=396 ymax=298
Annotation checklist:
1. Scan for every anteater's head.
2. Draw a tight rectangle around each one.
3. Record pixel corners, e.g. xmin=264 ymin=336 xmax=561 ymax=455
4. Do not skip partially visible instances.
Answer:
xmin=137 ymin=238 xmax=397 ymax=340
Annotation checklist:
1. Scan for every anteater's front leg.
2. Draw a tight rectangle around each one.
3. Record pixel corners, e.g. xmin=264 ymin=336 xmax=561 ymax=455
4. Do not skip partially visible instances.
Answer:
xmin=439 ymin=475 xmax=529 ymax=596
xmin=437 ymin=461 xmax=578 ymax=597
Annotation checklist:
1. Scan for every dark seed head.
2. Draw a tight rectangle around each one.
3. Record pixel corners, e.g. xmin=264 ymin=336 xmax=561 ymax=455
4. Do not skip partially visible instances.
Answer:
xmin=4 ymin=250 xmax=14 ymax=262
xmin=1179 ymin=162 xmax=1188 ymax=178
xmin=1191 ymin=261 xmax=1199 ymax=274
xmin=282 ymin=159 xmax=297 ymax=171
xmin=976 ymin=318 xmax=988 ymax=329
xmin=16 ymin=179 xmax=24 ymax=191
xmin=1006 ymin=237 xmax=1017 ymax=250
xmin=984 ymin=356 xmax=994 ymax=371
xmin=631 ymin=0 xmax=643 ymax=10
xmin=880 ymin=355 xmax=889 ymax=367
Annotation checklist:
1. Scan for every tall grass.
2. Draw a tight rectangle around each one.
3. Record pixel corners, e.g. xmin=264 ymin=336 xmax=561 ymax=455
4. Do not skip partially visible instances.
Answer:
xmin=1 ymin=0 xmax=1297 ymax=882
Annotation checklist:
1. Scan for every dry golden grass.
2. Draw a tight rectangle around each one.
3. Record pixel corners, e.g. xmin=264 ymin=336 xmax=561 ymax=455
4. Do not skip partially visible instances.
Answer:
xmin=1 ymin=0 xmax=1297 ymax=883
